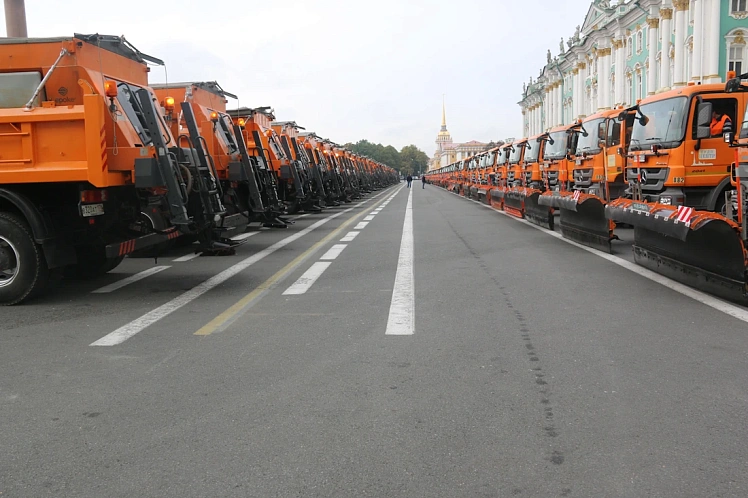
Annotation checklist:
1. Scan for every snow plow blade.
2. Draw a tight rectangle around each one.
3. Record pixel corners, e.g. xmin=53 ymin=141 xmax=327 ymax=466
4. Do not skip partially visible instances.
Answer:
xmin=524 ymin=190 xmax=554 ymax=230
xmin=558 ymin=193 xmax=615 ymax=253
xmin=490 ymin=188 xmax=505 ymax=210
xmin=606 ymin=199 xmax=748 ymax=304
xmin=477 ymin=187 xmax=491 ymax=205
xmin=538 ymin=190 xmax=569 ymax=209
xmin=504 ymin=188 xmax=526 ymax=219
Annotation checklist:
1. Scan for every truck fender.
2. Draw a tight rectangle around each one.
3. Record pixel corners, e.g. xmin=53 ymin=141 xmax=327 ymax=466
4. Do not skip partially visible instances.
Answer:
xmin=706 ymin=177 xmax=734 ymax=211
xmin=0 ymin=188 xmax=55 ymax=243
xmin=0 ymin=188 xmax=75 ymax=269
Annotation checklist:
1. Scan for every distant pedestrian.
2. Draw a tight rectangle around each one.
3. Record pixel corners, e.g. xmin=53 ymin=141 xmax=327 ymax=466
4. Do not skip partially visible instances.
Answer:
xmin=406 ymin=175 xmax=413 ymax=188
xmin=421 ymin=176 xmax=426 ymax=189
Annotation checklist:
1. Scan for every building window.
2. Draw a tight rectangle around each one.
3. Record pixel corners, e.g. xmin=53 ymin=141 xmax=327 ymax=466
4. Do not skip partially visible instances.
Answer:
xmin=636 ymin=31 xmax=643 ymax=54
xmin=625 ymin=73 xmax=633 ymax=105
xmin=732 ymin=0 xmax=747 ymax=14
xmin=729 ymin=45 xmax=744 ymax=74
xmin=627 ymin=37 xmax=633 ymax=58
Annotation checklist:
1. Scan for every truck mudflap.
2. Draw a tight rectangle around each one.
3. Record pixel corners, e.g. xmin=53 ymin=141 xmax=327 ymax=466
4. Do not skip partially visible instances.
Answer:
xmin=503 ymin=187 xmax=527 ymax=219
xmin=523 ymin=190 xmax=554 ymax=230
xmin=606 ymin=198 xmax=748 ymax=304
xmin=557 ymin=191 xmax=616 ymax=253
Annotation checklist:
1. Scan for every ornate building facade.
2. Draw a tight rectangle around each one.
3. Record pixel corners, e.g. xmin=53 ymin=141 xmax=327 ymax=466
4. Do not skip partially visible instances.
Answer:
xmin=429 ymin=100 xmax=487 ymax=171
xmin=519 ymin=0 xmax=747 ymax=137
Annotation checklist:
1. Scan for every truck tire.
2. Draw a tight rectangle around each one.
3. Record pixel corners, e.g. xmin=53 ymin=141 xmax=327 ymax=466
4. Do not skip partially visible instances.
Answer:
xmin=0 ymin=212 xmax=50 ymax=305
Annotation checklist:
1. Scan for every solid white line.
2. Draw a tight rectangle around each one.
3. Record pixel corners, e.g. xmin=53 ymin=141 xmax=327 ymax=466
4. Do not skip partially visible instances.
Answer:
xmin=282 ymin=262 xmax=332 ymax=295
xmin=89 ymin=188 xmax=395 ymax=347
xmin=354 ymin=222 xmax=369 ymax=230
xmin=340 ymin=231 xmax=360 ymax=242
xmin=173 ymin=253 xmax=201 ymax=262
xmin=320 ymin=244 xmax=347 ymax=261
xmin=364 ymin=215 xmax=376 ymax=221
xmin=91 ymin=266 xmax=171 ymax=294
xmin=386 ymin=188 xmax=415 ymax=335
xmin=450 ymin=191 xmax=748 ymax=324
xmin=231 ymin=232 xmax=259 ymax=241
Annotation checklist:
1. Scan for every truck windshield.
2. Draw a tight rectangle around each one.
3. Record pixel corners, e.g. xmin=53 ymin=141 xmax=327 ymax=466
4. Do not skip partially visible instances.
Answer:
xmin=486 ymin=151 xmax=495 ymax=166
xmin=576 ymin=118 xmax=605 ymax=155
xmin=629 ymin=96 xmax=688 ymax=150
xmin=508 ymin=144 xmax=524 ymax=164
xmin=543 ymin=131 xmax=568 ymax=160
xmin=741 ymin=103 xmax=748 ymax=139
xmin=524 ymin=141 xmax=540 ymax=163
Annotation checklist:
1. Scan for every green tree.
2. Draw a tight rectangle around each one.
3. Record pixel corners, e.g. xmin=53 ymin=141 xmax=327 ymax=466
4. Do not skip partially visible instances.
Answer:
xmin=400 ymin=144 xmax=430 ymax=176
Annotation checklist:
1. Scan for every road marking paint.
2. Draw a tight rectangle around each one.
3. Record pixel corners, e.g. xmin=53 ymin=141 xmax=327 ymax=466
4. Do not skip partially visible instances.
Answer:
xmin=371 ymin=210 xmax=380 ymax=215
xmin=282 ymin=262 xmax=332 ymax=295
xmin=288 ymin=213 xmax=311 ymax=221
xmin=340 ymin=231 xmax=360 ymax=242
xmin=92 ymin=266 xmax=171 ymax=294
xmin=364 ymin=215 xmax=376 ymax=221
xmin=89 ymin=188 xmax=393 ymax=347
xmin=450 ymin=191 xmax=748 ymax=324
xmin=320 ymin=244 xmax=348 ymax=261
xmin=193 ymin=190 xmax=396 ymax=336
xmin=173 ymin=253 xmax=201 ymax=262
xmin=354 ymin=222 xmax=369 ymax=230
xmin=231 ymin=232 xmax=259 ymax=241
xmin=386 ymin=187 xmax=415 ymax=336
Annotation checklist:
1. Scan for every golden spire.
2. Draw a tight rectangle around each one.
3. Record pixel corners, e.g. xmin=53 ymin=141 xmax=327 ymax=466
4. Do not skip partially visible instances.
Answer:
xmin=441 ymin=94 xmax=447 ymax=131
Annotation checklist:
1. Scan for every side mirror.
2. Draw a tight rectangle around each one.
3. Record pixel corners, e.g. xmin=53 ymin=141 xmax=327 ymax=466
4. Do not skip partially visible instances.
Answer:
xmin=695 ymin=101 xmax=712 ymax=139
xmin=725 ymin=77 xmax=742 ymax=93
xmin=548 ymin=137 xmax=555 ymax=145
xmin=637 ymin=115 xmax=649 ymax=126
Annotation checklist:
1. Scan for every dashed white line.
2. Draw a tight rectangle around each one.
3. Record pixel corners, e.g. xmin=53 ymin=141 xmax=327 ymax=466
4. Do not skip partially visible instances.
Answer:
xmin=386 ymin=187 xmax=414 ymax=336
xmin=282 ymin=262 xmax=332 ymax=295
xmin=364 ymin=215 xmax=375 ymax=221
xmin=340 ymin=231 xmax=360 ymax=242
xmin=173 ymin=253 xmax=201 ymax=262
xmin=92 ymin=266 xmax=171 ymax=294
xmin=354 ymin=222 xmax=369 ymax=230
xmin=231 ymin=232 xmax=259 ymax=241
xmin=320 ymin=244 xmax=348 ymax=261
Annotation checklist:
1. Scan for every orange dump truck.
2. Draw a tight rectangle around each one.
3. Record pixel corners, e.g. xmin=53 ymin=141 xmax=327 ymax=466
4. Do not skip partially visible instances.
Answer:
xmin=152 ymin=81 xmax=288 ymax=229
xmin=0 ymin=34 xmax=239 ymax=304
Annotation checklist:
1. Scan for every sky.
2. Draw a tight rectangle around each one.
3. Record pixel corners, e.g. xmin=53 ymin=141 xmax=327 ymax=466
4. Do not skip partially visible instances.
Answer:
xmin=1 ymin=0 xmax=593 ymax=156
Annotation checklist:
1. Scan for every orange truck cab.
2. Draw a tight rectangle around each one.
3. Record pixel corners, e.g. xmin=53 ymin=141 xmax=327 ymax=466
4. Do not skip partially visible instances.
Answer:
xmin=504 ymin=138 xmax=528 ymax=218
xmin=521 ymin=133 xmax=544 ymax=190
xmin=298 ymin=132 xmax=344 ymax=206
xmin=490 ymin=144 xmax=512 ymax=209
xmin=0 ymin=34 xmax=237 ymax=304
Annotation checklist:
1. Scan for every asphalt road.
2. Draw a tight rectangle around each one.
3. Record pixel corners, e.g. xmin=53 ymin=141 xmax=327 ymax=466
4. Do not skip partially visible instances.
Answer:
xmin=2 ymin=182 xmax=748 ymax=497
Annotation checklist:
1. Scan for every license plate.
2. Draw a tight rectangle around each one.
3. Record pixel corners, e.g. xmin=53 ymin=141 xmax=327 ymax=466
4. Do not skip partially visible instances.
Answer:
xmin=80 ymin=203 xmax=104 ymax=217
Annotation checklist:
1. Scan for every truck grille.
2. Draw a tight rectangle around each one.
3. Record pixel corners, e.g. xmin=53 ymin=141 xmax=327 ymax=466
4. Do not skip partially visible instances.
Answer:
xmin=629 ymin=167 xmax=669 ymax=192
xmin=572 ymin=168 xmax=593 ymax=188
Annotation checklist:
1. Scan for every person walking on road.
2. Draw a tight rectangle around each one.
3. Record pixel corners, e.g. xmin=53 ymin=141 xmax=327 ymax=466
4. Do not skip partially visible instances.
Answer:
xmin=421 ymin=176 xmax=426 ymax=189
xmin=406 ymin=174 xmax=412 ymax=188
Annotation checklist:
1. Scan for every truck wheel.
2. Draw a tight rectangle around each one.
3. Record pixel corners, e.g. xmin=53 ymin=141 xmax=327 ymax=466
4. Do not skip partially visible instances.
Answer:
xmin=0 ymin=212 xmax=50 ymax=305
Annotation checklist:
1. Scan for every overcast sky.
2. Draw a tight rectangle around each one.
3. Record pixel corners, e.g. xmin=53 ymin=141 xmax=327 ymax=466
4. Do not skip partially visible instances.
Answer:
xmin=2 ymin=0 xmax=591 ymax=155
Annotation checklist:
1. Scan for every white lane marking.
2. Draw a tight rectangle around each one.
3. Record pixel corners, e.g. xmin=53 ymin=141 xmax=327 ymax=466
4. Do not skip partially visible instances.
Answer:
xmin=231 ymin=232 xmax=259 ymax=241
xmin=173 ymin=253 xmax=201 ymax=262
xmin=364 ymin=215 xmax=376 ymax=221
xmin=451 ymin=191 xmax=748 ymax=324
xmin=386 ymin=187 xmax=415 ymax=336
xmin=371 ymin=210 xmax=381 ymax=215
xmin=89 ymin=188 xmax=396 ymax=347
xmin=340 ymin=231 xmax=360 ymax=242
xmin=320 ymin=244 xmax=348 ymax=261
xmin=354 ymin=222 xmax=369 ymax=230
xmin=282 ymin=262 xmax=332 ymax=295
xmin=92 ymin=266 xmax=171 ymax=294
xmin=288 ymin=213 xmax=311 ymax=221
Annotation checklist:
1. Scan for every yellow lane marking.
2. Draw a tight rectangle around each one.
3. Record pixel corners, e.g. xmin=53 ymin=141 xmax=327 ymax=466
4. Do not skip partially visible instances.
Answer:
xmin=194 ymin=196 xmax=389 ymax=336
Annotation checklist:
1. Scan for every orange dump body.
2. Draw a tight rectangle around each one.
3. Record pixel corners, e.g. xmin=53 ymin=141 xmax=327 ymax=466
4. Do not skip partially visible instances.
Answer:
xmin=0 ymin=35 xmax=173 ymax=188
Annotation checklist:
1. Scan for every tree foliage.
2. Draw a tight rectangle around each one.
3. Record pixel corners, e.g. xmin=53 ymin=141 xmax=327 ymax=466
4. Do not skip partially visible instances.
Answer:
xmin=344 ymin=140 xmax=430 ymax=176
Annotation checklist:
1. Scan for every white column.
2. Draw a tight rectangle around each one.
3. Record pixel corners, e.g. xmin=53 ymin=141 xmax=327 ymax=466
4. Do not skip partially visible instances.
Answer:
xmin=647 ymin=17 xmax=660 ymax=94
xmin=691 ymin=0 xmax=703 ymax=82
xmin=599 ymin=47 xmax=611 ymax=109
xmin=659 ymin=6 xmax=673 ymax=89
xmin=554 ymin=82 xmax=560 ymax=126
xmin=614 ymin=38 xmax=625 ymax=105
xmin=558 ymin=80 xmax=564 ymax=125
xmin=706 ymin=0 xmax=721 ymax=83
xmin=672 ymin=0 xmax=688 ymax=87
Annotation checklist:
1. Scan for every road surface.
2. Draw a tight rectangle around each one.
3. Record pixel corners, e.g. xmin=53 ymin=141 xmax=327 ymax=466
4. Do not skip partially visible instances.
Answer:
xmin=2 ymin=183 xmax=748 ymax=497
